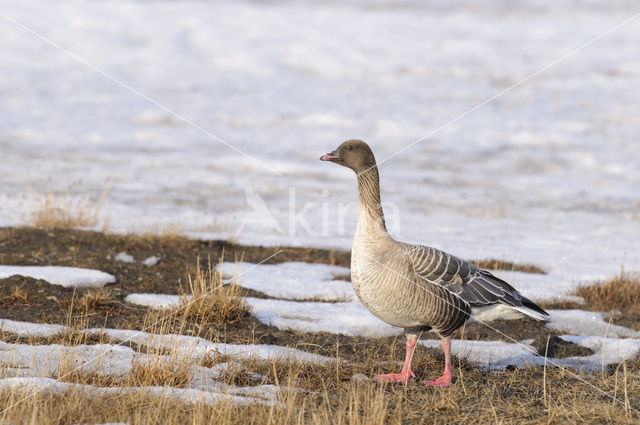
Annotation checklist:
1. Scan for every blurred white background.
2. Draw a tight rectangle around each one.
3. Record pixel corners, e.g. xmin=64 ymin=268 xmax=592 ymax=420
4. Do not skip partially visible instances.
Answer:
xmin=0 ymin=0 xmax=638 ymax=281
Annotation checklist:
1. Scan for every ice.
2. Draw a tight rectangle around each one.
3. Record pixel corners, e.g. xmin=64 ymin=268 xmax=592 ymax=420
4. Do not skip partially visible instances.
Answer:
xmin=217 ymin=261 xmax=353 ymax=301
xmin=0 ymin=265 xmax=116 ymax=288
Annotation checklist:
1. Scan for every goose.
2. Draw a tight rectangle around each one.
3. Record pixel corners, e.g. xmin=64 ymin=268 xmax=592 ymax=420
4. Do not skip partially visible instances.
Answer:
xmin=320 ymin=139 xmax=548 ymax=387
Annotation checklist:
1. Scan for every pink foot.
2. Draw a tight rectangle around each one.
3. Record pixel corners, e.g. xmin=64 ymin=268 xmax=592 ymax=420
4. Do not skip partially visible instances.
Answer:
xmin=375 ymin=370 xmax=415 ymax=383
xmin=424 ymin=371 xmax=452 ymax=387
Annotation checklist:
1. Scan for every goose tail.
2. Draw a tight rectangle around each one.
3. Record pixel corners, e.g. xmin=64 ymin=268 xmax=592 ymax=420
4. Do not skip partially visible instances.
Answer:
xmin=510 ymin=298 xmax=549 ymax=321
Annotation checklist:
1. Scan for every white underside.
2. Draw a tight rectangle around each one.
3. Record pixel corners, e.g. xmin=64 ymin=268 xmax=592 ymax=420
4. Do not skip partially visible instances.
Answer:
xmin=469 ymin=303 xmax=547 ymax=323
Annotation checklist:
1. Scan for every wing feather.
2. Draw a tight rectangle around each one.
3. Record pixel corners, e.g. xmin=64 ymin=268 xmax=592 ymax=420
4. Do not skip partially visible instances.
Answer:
xmin=406 ymin=244 xmax=548 ymax=318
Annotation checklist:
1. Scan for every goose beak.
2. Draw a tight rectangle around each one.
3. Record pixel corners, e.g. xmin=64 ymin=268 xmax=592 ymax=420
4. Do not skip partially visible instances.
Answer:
xmin=320 ymin=150 xmax=339 ymax=161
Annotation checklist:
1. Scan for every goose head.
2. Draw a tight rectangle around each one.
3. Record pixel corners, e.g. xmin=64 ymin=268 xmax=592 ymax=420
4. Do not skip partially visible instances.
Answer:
xmin=319 ymin=139 xmax=377 ymax=173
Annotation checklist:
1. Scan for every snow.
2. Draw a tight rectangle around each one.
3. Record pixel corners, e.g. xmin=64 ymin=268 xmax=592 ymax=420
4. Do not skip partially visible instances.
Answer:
xmin=0 ymin=318 xmax=66 ymax=338
xmin=0 ymin=265 xmax=115 ymax=288
xmin=114 ymin=252 xmax=135 ymax=263
xmin=547 ymin=310 xmax=640 ymax=338
xmin=0 ymin=318 xmax=333 ymax=365
xmin=0 ymin=338 xmax=293 ymax=403
xmin=0 ymin=318 xmax=329 ymax=407
xmin=217 ymin=261 xmax=353 ymax=301
xmin=245 ymin=297 xmax=401 ymax=338
xmin=558 ymin=335 xmax=640 ymax=368
xmin=0 ymin=0 xmax=639 ymax=399
xmin=0 ymin=341 xmax=139 ymax=378
xmin=0 ymin=377 xmax=273 ymax=406
xmin=419 ymin=339 xmax=536 ymax=370
xmin=419 ymin=336 xmax=640 ymax=371
xmin=0 ymin=0 xmax=638 ymax=295
xmin=123 ymin=293 xmax=183 ymax=310
xmin=89 ymin=327 xmax=332 ymax=364
xmin=114 ymin=253 xmax=159 ymax=266
xmin=143 ymin=256 xmax=160 ymax=266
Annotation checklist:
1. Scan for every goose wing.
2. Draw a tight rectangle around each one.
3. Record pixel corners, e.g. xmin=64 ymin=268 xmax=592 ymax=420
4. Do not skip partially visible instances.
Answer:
xmin=405 ymin=244 xmax=548 ymax=317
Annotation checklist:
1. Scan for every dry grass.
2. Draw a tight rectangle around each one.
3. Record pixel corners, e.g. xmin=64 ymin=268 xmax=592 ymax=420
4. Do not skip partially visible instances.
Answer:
xmin=0 ymin=298 xmax=639 ymax=424
xmin=138 ymin=223 xmax=186 ymax=241
xmin=76 ymin=287 xmax=117 ymax=311
xmin=55 ymin=353 xmax=194 ymax=390
xmin=538 ymin=270 xmax=640 ymax=328
xmin=0 ymin=227 xmax=638 ymax=423
xmin=1 ymin=362 xmax=639 ymax=425
xmin=574 ymin=271 xmax=640 ymax=312
xmin=22 ymin=187 xmax=109 ymax=230
xmin=470 ymin=258 xmax=545 ymax=274
xmin=1 ymin=285 xmax=29 ymax=303
xmin=173 ymin=257 xmax=251 ymax=327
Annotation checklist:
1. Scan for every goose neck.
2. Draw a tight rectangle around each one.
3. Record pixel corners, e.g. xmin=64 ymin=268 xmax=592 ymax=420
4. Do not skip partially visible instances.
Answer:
xmin=355 ymin=166 xmax=387 ymax=233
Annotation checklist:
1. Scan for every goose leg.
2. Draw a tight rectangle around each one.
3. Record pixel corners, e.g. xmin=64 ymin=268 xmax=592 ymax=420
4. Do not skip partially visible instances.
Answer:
xmin=375 ymin=335 xmax=417 ymax=383
xmin=424 ymin=337 xmax=453 ymax=387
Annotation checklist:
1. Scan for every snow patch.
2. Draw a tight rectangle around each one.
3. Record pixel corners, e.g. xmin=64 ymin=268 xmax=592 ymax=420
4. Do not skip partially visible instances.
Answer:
xmin=547 ymin=310 xmax=640 ymax=338
xmin=143 ymin=256 xmax=160 ymax=266
xmin=114 ymin=252 xmax=135 ymax=263
xmin=0 ymin=318 xmax=332 ymax=366
xmin=419 ymin=336 xmax=640 ymax=371
xmin=559 ymin=335 xmax=640 ymax=368
xmin=0 ymin=318 xmax=67 ymax=338
xmin=0 ymin=265 xmax=115 ymax=288
xmin=245 ymin=297 xmax=401 ymax=338
xmin=91 ymin=327 xmax=332 ymax=364
xmin=419 ymin=339 xmax=535 ymax=369
xmin=0 ymin=377 xmax=272 ymax=406
xmin=217 ymin=261 xmax=353 ymax=301
xmin=124 ymin=293 xmax=184 ymax=310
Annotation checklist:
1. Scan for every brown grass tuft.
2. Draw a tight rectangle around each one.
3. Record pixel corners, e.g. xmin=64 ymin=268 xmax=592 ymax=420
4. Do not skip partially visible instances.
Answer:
xmin=2 ymin=285 xmax=29 ymax=303
xmin=574 ymin=271 xmax=640 ymax=312
xmin=76 ymin=288 xmax=117 ymax=311
xmin=173 ymin=257 xmax=251 ymax=326
xmin=23 ymin=187 xmax=109 ymax=230
xmin=128 ymin=358 xmax=193 ymax=388
xmin=470 ymin=258 xmax=545 ymax=274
